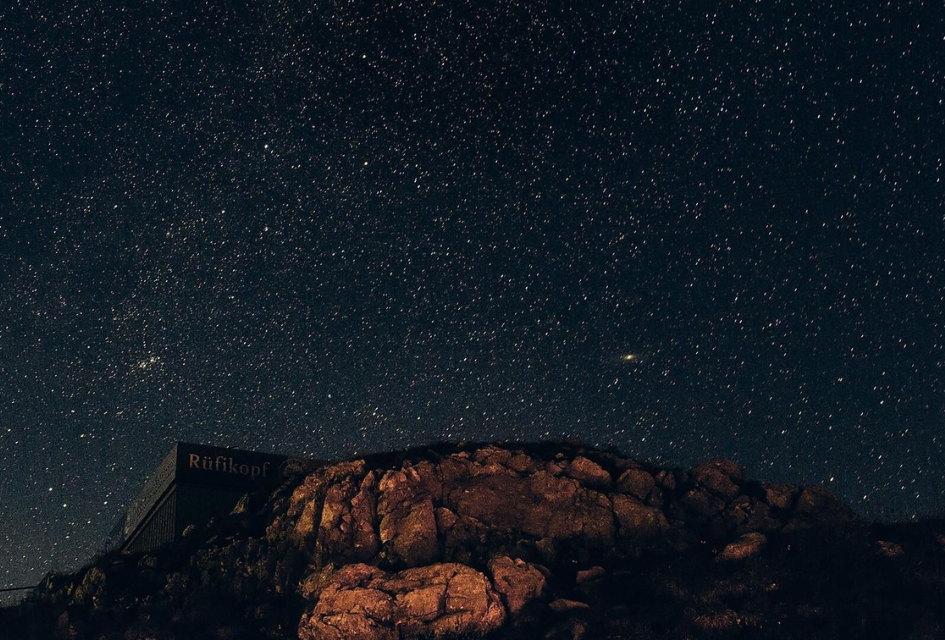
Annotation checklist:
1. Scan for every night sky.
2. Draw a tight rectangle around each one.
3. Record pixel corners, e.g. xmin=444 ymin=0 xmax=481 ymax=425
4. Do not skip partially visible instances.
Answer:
xmin=1 ymin=0 xmax=943 ymax=595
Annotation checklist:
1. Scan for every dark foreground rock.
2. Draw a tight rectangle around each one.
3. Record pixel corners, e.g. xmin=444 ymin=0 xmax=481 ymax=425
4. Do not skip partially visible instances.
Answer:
xmin=3 ymin=441 xmax=945 ymax=639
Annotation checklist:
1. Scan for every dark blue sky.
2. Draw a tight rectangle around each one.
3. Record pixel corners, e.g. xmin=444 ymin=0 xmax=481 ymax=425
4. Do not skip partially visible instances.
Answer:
xmin=1 ymin=0 xmax=943 ymax=594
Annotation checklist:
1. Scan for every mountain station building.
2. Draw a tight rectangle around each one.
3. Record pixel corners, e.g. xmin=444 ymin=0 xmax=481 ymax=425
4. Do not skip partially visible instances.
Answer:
xmin=122 ymin=442 xmax=296 ymax=553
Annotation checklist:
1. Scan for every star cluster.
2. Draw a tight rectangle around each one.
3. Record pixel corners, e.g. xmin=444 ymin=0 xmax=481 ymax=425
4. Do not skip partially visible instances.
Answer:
xmin=1 ymin=0 xmax=943 ymax=595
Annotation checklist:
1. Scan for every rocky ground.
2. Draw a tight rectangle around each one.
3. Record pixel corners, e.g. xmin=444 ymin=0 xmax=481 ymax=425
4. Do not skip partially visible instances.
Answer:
xmin=3 ymin=441 xmax=945 ymax=639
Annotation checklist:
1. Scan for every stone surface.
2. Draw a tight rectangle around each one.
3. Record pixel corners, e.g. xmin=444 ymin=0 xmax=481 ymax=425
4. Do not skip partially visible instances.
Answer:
xmin=575 ymin=566 xmax=606 ymax=585
xmin=565 ymin=456 xmax=612 ymax=488
xmin=612 ymin=495 xmax=668 ymax=539
xmin=786 ymin=485 xmax=856 ymax=530
xmin=298 ymin=563 xmax=506 ymax=639
xmin=876 ymin=540 xmax=905 ymax=558
xmin=316 ymin=471 xmax=379 ymax=563
xmin=443 ymin=466 xmax=616 ymax=545
xmin=738 ymin=500 xmax=782 ymax=534
xmin=764 ymin=483 xmax=798 ymax=511
xmin=680 ymin=486 xmax=727 ymax=519
xmin=287 ymin=460 xmax=368 ymax=547
xmin=615 ymin=468 xmax=656 ymax=501
xmin=488 ymin=556 xmax=546 ymax=616
xmin=435 ymin=506 xmax=488 ymax=558
xmin=691 ymin=459 xmax=743 ymax=501
xmin=716 ymin=532 xmax=768 ymax=561
xmin=655 ymin=469 xmax=677 ymax=492
xmin=279 ymin=447 xmax=865 ymax=636
xmin=549 ymin=598 xmax=591 ymax=613
xmin=377 ymin=470 xmax=439 ymax=566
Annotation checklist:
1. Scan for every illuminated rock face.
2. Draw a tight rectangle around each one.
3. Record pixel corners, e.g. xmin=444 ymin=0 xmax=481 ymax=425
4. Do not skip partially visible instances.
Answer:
xmin=297 ymin=562 xmax=508 ymax=640
xmin=10 ymin=442 xmax=883 ymax=640
xmin=275 ymin=444 xmax=857 ymax=638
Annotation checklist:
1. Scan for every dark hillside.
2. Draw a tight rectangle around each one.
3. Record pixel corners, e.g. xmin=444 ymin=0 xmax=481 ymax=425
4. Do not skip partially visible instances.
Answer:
xmin=4 ymin=441 xmax=945 ymax=639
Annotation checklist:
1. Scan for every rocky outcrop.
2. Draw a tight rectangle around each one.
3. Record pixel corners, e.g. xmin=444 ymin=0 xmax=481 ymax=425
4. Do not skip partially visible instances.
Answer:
xmin=278 ymin=445 xmax=835 ymax=569
xmin=266 ymin=444 xmax=867 ymax=638
xmin=12 ymin=441 xmax=932 ymax=640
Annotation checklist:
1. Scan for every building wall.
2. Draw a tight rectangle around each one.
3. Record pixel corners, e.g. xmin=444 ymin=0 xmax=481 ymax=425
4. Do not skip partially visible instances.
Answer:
xmin=121 ymin=442 xmax=301 ymax=554
xmin=124 ymin=486 xmax=177 ymax=554
xmin=124 ymin=445 xmax=179 ymax=539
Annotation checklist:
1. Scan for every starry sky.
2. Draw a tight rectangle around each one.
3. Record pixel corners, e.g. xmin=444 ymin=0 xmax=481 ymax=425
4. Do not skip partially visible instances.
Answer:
xmin=1 ymin=0 xmax=943 ymax=595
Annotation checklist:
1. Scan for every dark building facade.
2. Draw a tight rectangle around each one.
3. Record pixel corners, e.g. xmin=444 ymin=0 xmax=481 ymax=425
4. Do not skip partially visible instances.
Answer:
xmin=122 ymin=442 xmax=292 ymax=553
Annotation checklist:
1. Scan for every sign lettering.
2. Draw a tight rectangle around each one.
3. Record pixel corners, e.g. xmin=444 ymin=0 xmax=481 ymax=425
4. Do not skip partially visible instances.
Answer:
xmin=188 ymin=453 xmax=270 ymax=479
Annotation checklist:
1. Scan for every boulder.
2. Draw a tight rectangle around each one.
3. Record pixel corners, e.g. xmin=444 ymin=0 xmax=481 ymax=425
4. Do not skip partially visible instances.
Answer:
xmin=549 ymin=598 xmax=591 ymax=613
xmin=565 ymin=456 xmax=612 ymax=488
xmin=716 ymin=532 xmax=767 ymax=562
xmin=764 ymin=483 xmax=798 ymax=511
xmin=575 ymin=566 xmax=606 ymax=586
xmin=875 ymin=540 xmax=905 ymax=558
xmin=615 ymin=468 xmax=655 ymax=501
xmin=507 ymin=452 xmax=536 ymax=473
xmin=435 ymin=507 xmax=488 ymax=558
xmin=378 ymin=470 xmax=439 ymax=566
xmin=738 ymin=500 xmax=783 ymax=534
xmin=691 ymin=459 xmax=742 ymax=501
xmin=298 ymin=563 xmax=506 ymax=639
xmin=385 ymin=564 xmax=506 ymax=637
xmin=298 ymin=584 xmax=394 ymax=640
xmin=487 ymin=556 xmax=546 ymax=616
xmin=575 ymin=566 xmax=606 ymax=599
xmin=680 ymin=487 xmax=726 ymax=519
xmin=655 ymin=469 xmax=677 ymax=492
xmin=279 ymin=447 xmax=863 ymax=637
xmin=785 ymin=485 xmax=856 ymax=530
xmin=612 ymin=495 xmax=668 ymax=539
xmin=474 ymin=445 xmax=513 ymax=467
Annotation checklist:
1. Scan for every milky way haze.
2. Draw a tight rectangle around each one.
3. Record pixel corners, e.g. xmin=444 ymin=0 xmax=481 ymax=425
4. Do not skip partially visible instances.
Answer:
xmin=1 ymin=0 xmax=942 ymax=594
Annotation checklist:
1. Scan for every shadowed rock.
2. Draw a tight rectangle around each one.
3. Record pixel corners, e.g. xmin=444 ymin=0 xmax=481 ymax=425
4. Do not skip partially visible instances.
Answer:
xmin=615 ymin=468 xmax=656 ymax=501
xmin=691 ymin=458 xmax=743 ymax=501
xmin=764 ymin=483 xmax=799 ymax=511
xmin=785 ymin=485 xmax=857 ymax=531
